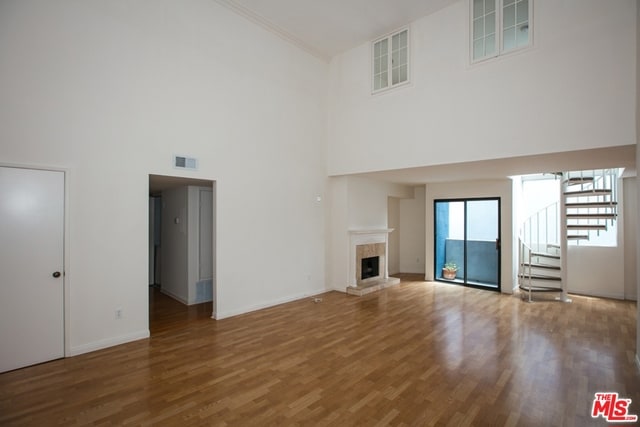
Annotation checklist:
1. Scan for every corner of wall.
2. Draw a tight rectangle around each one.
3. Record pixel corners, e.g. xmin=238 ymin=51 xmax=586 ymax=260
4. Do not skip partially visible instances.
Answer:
xmin=636 ymin=0 xmax=640 ymax=365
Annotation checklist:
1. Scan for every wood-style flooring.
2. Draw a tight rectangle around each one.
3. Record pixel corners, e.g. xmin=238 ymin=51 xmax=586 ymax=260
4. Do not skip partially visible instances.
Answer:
xmin=1 ymin=275 xmax=638 ymax=426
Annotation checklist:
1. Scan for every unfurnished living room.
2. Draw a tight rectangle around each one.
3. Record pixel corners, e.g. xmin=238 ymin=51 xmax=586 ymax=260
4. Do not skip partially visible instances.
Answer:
xmin=1 ymin=0 xmax=639 ymax=425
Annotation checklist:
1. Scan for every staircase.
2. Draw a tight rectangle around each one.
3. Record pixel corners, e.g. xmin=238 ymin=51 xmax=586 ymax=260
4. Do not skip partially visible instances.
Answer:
xmin=518 ymin=169 xmax=619 ymax=302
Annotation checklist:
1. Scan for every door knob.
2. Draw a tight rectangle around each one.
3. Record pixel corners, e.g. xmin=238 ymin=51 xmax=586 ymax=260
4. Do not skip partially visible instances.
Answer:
xmin=52 ymin=271 xmax=61 ymax=278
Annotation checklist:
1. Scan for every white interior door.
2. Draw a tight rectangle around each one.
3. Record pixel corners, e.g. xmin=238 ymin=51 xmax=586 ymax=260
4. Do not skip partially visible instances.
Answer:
xmin=0 ymin=167 xmax=64 ymax=372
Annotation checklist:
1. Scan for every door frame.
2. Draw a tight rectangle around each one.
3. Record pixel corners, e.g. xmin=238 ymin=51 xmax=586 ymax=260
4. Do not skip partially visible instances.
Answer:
xmin=148 ymin=174 xmax=217 ymax=322
xmin=1 ymin=162 xmax=69 ymax=358
xmin=433 ymin=197 xmax=501 ymax=292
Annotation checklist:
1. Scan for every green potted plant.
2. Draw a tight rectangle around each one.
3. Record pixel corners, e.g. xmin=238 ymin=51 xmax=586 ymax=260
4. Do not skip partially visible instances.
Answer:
xmin=442 ymin=262 xmax=458 ymax=280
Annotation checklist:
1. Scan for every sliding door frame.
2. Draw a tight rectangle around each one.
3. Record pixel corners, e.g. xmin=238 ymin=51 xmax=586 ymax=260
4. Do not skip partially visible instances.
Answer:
xmin=433 ymin=197 xmax=501 ymax=292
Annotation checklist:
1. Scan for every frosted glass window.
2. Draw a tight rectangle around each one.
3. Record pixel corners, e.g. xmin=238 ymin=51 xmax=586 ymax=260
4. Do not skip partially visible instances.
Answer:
xmin=391 ymin=30 xmax=408 ymax=85
xmin=503 ymin=27 xmax=516 ymax=51
xmin=471 ymin=0 xmax=532 ymax=62
xmin=503 ymin=0 xmax=529 ymax=52
xmin=372 ymin=29 xmax=409 ymax=93
xmin=472 ymin=0 xmax=497 ymax=60
xmin=372 ymin=38 xmax=388 ymax=91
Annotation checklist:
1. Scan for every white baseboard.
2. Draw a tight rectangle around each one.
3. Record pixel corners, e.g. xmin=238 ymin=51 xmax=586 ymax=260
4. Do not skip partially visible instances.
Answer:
xmin=567 ymin=289 xmax=625 ymax=300
xmin=160 ymin=288 xmax=188 ymax=305
xmin=329 ymin=283 xmax=347 ymax=292
xmin=215 ymin=287 xmax=327 ymax=320
xmin=68 ymin=329 xmax=149 ymax=357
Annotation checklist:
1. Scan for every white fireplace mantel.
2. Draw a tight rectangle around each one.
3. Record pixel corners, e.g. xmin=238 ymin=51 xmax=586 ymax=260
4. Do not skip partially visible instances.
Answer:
xmin=348 ymin=229 xmax=394 ymax=287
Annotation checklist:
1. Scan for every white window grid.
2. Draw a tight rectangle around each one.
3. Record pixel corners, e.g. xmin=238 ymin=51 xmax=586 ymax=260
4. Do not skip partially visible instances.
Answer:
xmin=471 ymin=0 xmax=532 ymax=64
xmin=372 ymin=28 xmax=410 ymax=93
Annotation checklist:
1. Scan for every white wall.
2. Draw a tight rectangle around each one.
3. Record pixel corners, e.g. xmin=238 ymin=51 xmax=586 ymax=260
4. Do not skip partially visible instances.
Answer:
xmin=387 ymin=197 xmax=400 ymax=275
xmin=327 ymin=177 xmax=349 ymax=291
xmin=160 ymin=186 xmax=189 ymax=304
xmin=195 ymin=186 xmax=214 ymax=305
xmin=161 ymin=184 xmax=215 ymax=306
xmin=566 ymin=178 xmax=632 ymax=300
xmin=347 ymin=176 xmax=413 ymax=229
xmin=0 ymin=0 xmax=328 ymax=354
xmin=399 ymin=186 xmax=426 ymax=274
xmin=424 ymin=180 xmax=513 ymax=292
xmin=327 ymin=176 xmax=413 ymax=290
xmin=567 ymin=247 xmax=624 ymax=299
xmin=327 ymin=0 xmax=636 ymax=175
xmin=187 ymin=185 xmax=213 ymax=305
xmin=623 ymin=178 xmax=637 ymax=300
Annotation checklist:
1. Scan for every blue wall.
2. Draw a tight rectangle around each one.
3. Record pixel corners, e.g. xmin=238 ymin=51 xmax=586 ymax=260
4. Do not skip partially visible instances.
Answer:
xmin=444 ymin=239 xmax=498 ymax=285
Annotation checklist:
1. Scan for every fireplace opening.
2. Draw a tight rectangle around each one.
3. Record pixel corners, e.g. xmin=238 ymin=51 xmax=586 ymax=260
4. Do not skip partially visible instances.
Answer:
xmin=361 ymin=256 xmax=380 ymax=280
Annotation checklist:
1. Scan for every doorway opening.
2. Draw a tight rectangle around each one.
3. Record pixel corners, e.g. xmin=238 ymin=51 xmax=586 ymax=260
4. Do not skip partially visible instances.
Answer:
xmin=434 ymin=198 xmax=501 ymax=291
xmin=148 ymin=175 xmax=216 ymax=334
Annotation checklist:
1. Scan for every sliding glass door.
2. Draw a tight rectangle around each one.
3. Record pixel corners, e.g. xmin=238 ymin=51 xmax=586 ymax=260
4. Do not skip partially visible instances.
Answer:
xmin=434 ymin=198 xmax=500 ymax=291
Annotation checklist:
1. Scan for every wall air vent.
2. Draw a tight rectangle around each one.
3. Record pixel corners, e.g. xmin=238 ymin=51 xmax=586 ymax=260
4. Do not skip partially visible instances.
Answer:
xmin=173 ymin=155 xmax=198 ymax=171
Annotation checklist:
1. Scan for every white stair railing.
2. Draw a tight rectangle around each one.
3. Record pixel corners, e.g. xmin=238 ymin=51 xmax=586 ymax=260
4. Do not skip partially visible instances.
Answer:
xmin=521 ymin=201 xmax=560 ymax=253
xmin=519 ymin=168 xmax=619 ymax=302
xmin=564 ymin=168 xmax=618 ymax=244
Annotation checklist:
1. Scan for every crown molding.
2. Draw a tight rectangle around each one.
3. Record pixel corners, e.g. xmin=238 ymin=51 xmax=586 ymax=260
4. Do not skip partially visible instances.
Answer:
xmin=214 ymin=0 xmax=330 ymax=62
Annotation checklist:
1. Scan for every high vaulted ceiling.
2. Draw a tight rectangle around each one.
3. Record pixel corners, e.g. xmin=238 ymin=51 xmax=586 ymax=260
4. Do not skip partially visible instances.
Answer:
xmin=213 ymin=1 xmax=637 ymax=183
xmin=216 ymin=0 xmax=460 ymax=60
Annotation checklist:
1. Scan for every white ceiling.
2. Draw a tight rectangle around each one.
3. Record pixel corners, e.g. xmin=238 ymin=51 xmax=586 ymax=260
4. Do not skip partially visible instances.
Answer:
xmin=216 ymin=0 xmax=459 ymax=60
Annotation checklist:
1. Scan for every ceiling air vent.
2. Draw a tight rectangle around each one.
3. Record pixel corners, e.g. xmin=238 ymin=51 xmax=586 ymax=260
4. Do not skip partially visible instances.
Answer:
xmin=173 ymin=155 xmax=198 ymax=171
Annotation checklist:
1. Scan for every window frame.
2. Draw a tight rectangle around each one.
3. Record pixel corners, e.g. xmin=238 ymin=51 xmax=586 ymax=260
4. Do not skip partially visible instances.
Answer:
xmin=470 ymin=0 xmax=533 ymax=64
xmin=371 ymin=27 xmax=411 ymax=94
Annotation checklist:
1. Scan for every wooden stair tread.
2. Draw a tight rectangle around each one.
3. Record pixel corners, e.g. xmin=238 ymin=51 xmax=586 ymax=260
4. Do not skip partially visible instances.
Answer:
xmin=566 ymin=213 xmax=616 ymax=219
xmin=519 ymin=285 xmax=562 ymax=292
xmin=567 ymin=235 xmax=590 ymax=240
xmin=564 ymin=189 xmax=612 ymax=196
xmin=531 ymin=251 xmax=560 ymax=259
xmin=567 ymin=224 xmax=607 ymax=230
xmin=519 ymin=274 xmax=561 ymax=281
xmin=566 ymin=202 xmax=617 ymax=208
xmin=522 ymin=263 xmax=560 ymax=270
xmin=564 ymin=177 xmax=594 ymax=185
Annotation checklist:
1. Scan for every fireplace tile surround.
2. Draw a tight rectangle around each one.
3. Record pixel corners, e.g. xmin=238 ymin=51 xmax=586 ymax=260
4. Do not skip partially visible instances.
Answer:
xmin=347 ymin=229 xmax=400 ymax=296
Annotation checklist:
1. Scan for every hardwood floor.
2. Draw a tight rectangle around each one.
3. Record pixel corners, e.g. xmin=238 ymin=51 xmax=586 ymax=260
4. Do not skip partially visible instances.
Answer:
xmin=1 ymin=276 xmax=638 ymax=426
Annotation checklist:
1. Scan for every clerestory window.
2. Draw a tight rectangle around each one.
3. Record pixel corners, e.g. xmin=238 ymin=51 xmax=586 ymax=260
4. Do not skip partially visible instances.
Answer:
xmin=472 ymin=0 xmax=532 ymax=63
xmin=372 ymin=28 xmax=409 ymax=93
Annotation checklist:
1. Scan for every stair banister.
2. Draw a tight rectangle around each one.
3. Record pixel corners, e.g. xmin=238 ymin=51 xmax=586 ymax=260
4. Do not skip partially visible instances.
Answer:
xmin=519 ymin=237 xmax=534 ymax=302
xmin=559 ymin=173 xmax=570 ymax=302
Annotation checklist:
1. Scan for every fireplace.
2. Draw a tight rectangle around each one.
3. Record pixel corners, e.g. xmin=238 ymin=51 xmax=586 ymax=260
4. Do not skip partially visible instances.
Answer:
xmin=355 ymin=242 xmax=385 ymax=284
xmin=347 ymin=229 xmax=400 ymax=295
xmin=361 ymin=256 xmax=380 ymax=280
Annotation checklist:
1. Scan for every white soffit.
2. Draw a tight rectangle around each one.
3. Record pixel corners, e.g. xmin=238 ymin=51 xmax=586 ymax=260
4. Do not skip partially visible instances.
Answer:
xmin=348 ymin=146 xmax=637 ymax=185
xmin=215 ymin=0 xmax=459 ymax=61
